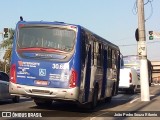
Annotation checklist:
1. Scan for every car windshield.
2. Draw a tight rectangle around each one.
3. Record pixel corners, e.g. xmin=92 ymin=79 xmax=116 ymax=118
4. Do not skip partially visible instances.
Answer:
xmin=17 ymin=26 xmax=76 ymax=52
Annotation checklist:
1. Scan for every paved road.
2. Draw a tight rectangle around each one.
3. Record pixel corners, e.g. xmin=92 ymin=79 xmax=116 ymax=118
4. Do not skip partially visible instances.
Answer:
xmin=0 ymin=84 xmax=160 ymax=120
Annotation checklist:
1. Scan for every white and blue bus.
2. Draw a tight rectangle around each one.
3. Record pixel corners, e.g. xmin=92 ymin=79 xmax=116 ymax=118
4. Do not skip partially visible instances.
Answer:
xmin=9 ymin=19 xmax=120 ymax=108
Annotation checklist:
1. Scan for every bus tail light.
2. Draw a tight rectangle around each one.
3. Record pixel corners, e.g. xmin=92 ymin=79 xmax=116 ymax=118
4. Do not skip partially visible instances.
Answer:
xmin=69 ymin=68 xmax=77 ymax=88
xmin=10 ymin=64 xmax=17 ymax=83
xmin=129 ymin=72 xmax=132 ymax=83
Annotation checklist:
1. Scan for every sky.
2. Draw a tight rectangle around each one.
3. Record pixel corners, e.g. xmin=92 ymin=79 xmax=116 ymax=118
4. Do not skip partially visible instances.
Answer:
xmin=0 ymin=0 xmax=160 ymax=61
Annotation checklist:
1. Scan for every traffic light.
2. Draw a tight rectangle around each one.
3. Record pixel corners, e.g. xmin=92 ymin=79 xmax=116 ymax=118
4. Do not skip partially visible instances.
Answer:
xmin=3 ymin=28 xmax=9 ymax=38
xmin=135 ymin=28 xmax=139 ymax=41
xmin=149 ymin=31 xmax=154 ymax=40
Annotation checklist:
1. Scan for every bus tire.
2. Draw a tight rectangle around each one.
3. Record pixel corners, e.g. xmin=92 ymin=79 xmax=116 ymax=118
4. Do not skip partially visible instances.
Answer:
xmin=34 ymin=99 xmax=53 ymax=107
xmin=105 ymin=97 xmax=112 ymax=103
xmin=91 ymin=86 xmax=98 ymax=109
xmin=12 ymin=96 xmax=20 ymax=103
xmin=112 ymin=82 xmax=116 ymax=96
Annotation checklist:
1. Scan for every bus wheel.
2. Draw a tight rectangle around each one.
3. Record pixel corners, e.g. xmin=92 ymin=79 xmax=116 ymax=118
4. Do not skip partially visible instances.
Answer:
xmin=12 ymin=96 xmax=20 ymax=103
xmin=91 ymin=86 xmax=98 ymax=109
xmin=34 ymin=99 xmax=53 ymax=107
xmin=105 ymin=97 xmax=112 ymax=103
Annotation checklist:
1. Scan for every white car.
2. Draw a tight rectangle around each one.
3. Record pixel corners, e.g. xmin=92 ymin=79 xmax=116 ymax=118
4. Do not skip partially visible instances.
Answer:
xmin=0 ymin=71 xmax=20 ymax=102
xmin=119 ymin=68 xmax=140 ymax=94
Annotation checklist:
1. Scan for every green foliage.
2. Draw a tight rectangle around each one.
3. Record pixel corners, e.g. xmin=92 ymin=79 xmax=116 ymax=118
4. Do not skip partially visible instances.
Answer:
xmin=0 ymin=60 xmax=10 ymax=74
xmin=0 ymin=29 xmax=14 ymax=49
xmin=0 ymin=60 xmax=4 ymax=71
xmin=0 ymin=28 xmax=14 ymax=73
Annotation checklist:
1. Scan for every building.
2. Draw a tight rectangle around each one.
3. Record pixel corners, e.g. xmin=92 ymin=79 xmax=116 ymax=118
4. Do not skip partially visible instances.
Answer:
xmin=151 ymin=61 xmax=160 ymax=83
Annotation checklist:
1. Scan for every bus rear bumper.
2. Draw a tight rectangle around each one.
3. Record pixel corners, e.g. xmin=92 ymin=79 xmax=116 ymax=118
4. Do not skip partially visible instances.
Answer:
xmin=9 ymin=82 xmax=79 ymax=101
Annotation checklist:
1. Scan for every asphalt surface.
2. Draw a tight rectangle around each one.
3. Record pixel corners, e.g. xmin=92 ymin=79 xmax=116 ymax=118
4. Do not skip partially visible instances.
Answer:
xmin=0 ymin=84 xmax=160 ymax=120
xmin=87 ymin=84 xmax=160 ymax=120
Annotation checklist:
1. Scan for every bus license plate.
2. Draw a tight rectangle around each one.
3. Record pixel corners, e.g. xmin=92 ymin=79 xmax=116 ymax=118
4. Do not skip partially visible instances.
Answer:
xmin=35 ymin=80 xmax=48 ymax=86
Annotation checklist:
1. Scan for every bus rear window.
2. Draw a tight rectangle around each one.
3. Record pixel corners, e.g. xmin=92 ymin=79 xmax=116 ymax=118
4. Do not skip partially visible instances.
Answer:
xmin=17 ymin=26 xmax=76 ymax=52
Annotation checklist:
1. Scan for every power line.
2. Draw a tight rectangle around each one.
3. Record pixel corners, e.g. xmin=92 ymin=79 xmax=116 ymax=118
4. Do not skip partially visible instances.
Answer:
xmin=144 ymin=0 xmax=154 ymax=22
xmin=132 ymin=0 xmax=154 ymax=21
xmin=147 ymin=41 xmax=160 ymax=44
xmin=132 ymin=0 xmax=138 ymax=15
xmin=117 ymin=36 xmax=134 ymax=41
xmin=144 ymin=0 xmax=153 ymax=5
xmin=118 ymin=41 xmax=160 ymax=47
xmin=118 ymin=43 xmax=137 ymax=47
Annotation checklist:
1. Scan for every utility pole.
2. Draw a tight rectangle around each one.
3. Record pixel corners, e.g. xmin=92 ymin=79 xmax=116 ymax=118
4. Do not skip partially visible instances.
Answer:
xmin=137 ymin=0 xmax=150 ymax=101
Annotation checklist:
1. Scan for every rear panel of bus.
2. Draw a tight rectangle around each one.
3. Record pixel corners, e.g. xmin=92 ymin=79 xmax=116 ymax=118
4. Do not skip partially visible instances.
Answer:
xmin=9 ymin=21 xmax=82 ymax=101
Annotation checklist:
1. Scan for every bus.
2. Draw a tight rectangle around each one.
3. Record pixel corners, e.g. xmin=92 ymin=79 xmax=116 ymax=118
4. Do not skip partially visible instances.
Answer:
xmin=9 ymin=19 xmax=120 ymax=108
xmin=123 ymin=55 xmax=153 ymax=86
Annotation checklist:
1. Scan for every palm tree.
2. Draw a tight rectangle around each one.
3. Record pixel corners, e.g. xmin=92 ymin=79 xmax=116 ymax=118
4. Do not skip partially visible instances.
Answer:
xmin=0 ymin=29 xmax=14 ymax=73
xmin=0 ymin=29 xmax=14 ymax=61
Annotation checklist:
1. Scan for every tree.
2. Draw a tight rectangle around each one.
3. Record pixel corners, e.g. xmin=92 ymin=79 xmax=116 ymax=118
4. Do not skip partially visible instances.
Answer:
xmin=0 ymin=29 xmax=14 ymax=49
xmin=0 ymin=60 xmax=5 ymax=71
xmin=0 ymin=28 xmax=14 ymax=73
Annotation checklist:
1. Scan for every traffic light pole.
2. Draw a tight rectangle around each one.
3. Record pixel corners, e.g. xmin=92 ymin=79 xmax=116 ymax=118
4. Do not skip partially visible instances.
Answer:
xmin=137 ymin=0 xmax=150 ymax=101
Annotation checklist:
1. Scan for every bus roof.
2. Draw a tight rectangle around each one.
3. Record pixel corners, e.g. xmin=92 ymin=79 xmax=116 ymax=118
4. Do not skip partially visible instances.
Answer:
xmin=81 ymin=27 xmax=119 ymax=50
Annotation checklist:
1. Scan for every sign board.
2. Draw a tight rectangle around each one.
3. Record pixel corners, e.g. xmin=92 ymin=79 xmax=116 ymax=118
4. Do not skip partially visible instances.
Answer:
xmin=137 ymin=41 xmax=147 ymax=57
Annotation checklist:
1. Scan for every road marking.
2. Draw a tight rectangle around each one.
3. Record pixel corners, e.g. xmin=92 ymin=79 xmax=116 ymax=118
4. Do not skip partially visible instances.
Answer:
xmin=90 ymin=112 xmax=110 ymax=120
xmin=129 ymin=95 xmax=155 ymax=103
xmin=129 ymin=97 xmax=140 ymax=103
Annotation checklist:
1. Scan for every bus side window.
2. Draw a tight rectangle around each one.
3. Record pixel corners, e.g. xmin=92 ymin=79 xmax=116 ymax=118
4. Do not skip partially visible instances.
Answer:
xmin=112 ymin=50 xmax=116 ymax=69
xmin=108 ymin=48 xmax=112 ymax=68
xmin=97 ymin=43 xmax=101 ymax=66
xmin=100 ymin=44 xmax=104 ymax=67
xmin=93 ymin=41 xmax=97 ymax=66
xmin=91 ymin=40 xmax=94 ymax=65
